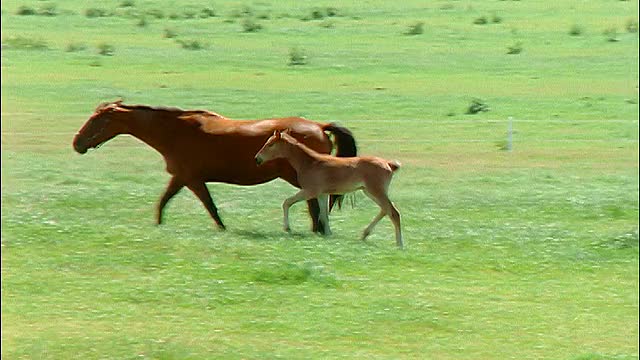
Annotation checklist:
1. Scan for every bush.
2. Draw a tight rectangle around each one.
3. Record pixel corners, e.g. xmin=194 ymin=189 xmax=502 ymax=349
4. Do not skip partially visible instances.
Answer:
xmin=288 ymin=47 xmax=308 ymax=66
xmin=569 ymin=24 xmax=584 ymax=36
xmin=603 ymin=27 xmax=619 ymax=42
xmin=38 ymin=3 xmax=57 ymax=16
xmin=405 ymin=21 xmax=424 ymax=35
xmin=163 ymin=28 xmax=177 ymax=39
xmin=200 ymin=7 xmax=216 ymax=18
xmin=85 ymin=8 xmax=109 ymax=18
xmin=66 ymin=42 xmax=87 ymax=52
xmin=473 ymin=16 xmax=488 ymax=25
xmin=16 ymin=6 xmax=36 ymax=15
xmin=2 ymin=35 xmax=48 ymax=50
xmin=507 ymin=41 xmax=523 ymax=54
xmin=119 ymin=0 xmax=135 ymax=7
xmin=241 ymin=18 xmax=263 ymax=32
xmin=466 ymin=98 xmax=489 ymax=114
xmin=176 ymin=39 xmax=204 ymax=50
xmin=625 ymin=18 xmax=638 ymax=33
xmin=97 ymin=43 xmax=115 ymax=56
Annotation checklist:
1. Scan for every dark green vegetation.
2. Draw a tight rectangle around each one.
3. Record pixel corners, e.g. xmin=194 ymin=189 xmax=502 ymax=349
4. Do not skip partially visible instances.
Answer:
xmin=2 ymin=1 xmax=638 ymax=359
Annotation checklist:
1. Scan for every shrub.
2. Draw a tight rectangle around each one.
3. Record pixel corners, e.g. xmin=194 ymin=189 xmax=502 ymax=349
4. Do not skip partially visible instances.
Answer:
xmin=311 ymin=8 xmax=325 ymax=20
xmin=325 ymin=7 xmax=339 ymax=17
xmin=38 ymin=3 xmax=57 ymax=16
xmin=163 ymin=28 xmax=177 ymax=39
xmin=569 ymin=24 xmax=584 ymax=36
xmin=241 ymin=18 xmax=263 ymax=32
xmin=137 ymin=17 xmax=147 ymax=27
xmin=200 ymin=7 xmax=216 ymax=18
xmin=2 ymin=35 xmax=48 ymax=50
xmin=85 ymin=8 xmax=109 ymax=18
xmin=97 ymin=43 xmax=115 ymax=56
xmin=176 ymin=39 xmax=203 ymax=50
xmin=146 ymin=9 xmax=164 ymax=19
xmin=473 ymin=16 xmax=488 ymax=25
xmin=603 ymin=27 xmax=619 ymax=42
xmin=405 ymin=21 xmax=424 ymax=35
xmin=288 ymin=47 xmax=308 ymax=66
xmin=119 ymin=0 xmax=135 ymax=7
xmin=16 ymin=6 xmax=36 ymax=15
xmin=626 ymin=18 xmax=638 ymax=33
xmin=66 ymin=42 xmax=87 ymax=52
xmin=466 ymin=98 xmax=489 ymax=114
xmin=507 ymin=41 xmax=523 ymax=54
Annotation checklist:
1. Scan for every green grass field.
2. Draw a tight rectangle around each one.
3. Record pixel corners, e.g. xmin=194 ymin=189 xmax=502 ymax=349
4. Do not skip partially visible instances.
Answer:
xmin=2 ymin=1 xmax=639 ymax=359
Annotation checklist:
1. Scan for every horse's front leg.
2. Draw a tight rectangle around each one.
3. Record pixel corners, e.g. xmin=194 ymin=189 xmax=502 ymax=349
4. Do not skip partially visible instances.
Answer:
xmin=283 ymin=190 xmax=311 ymax=232
xmin=186 ymin=181 xmax=226 ymax=230
xmin=157 ymin=176 xmax=184 ymax=225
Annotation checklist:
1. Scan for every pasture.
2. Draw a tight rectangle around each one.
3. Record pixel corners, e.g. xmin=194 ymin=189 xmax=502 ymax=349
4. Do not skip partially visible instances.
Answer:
xmin=2 ymin=0 xmax=639 ymax=359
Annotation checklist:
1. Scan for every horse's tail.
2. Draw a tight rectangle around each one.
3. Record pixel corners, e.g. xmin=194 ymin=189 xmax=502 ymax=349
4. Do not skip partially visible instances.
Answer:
xmin=323 ymin=122 xmax=358 ymax=211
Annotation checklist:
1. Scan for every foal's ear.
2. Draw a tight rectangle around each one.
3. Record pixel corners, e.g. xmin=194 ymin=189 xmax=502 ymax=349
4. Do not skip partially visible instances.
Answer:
xmin=273 ymin=130 xmax=281 ymax=139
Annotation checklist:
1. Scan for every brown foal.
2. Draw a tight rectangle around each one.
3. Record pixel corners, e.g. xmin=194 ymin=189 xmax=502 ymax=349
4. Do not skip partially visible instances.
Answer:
xmin=255 ymin=130 xmax=403 ymax=249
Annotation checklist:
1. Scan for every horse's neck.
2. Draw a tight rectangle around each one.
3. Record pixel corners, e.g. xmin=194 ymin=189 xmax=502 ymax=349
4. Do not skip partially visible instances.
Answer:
xmin=123 ymin=110 xmax=172 ymax=154
xmin=283 ymin=140 xmax=317 ymax=171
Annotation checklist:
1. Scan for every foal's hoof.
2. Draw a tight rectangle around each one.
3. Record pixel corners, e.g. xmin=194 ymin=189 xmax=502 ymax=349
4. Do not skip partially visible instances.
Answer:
xmin=284 ymin=226 xmax=291 ymax=233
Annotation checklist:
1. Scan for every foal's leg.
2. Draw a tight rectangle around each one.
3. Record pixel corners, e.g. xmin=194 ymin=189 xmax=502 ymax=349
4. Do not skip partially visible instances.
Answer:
xmin=283 ymin=190 xmax=310 ymax=232
xmin=363 ymin=187 xmax=403 ymax=249
xmin=157 ymin=176 xmax=184 ymax=225
xmin=187 ymin=181 xmax=226 ymax=230
xmin=317 ymin=194 xmax=332 ymax=236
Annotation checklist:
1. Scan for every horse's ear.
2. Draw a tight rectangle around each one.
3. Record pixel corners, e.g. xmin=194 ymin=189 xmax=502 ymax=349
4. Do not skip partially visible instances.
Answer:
xmin=273 ymin=130 xmax=281 ymax=139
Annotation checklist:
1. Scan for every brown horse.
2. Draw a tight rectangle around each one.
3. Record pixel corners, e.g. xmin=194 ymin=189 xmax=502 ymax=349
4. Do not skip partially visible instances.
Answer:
xmin=72 ymin=100 xmax=357 ymax=234
xmin=255 ymin=130 xmax=403 ymax=248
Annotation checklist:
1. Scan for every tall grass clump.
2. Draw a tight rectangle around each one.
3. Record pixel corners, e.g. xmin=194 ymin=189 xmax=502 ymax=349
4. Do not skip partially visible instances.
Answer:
xmin=176 ymin=39 xmax=204 ymax=50
xmin=85 ymin=8 xmax=110 ymax=18
xmin=569 ymin=24 xmax=584 ymax=36
xmin=97 ymin=43 xmax=115 ymax=56
xmin=603 ymin=27 xmax=619 ymax=42
xmin=241 ymin=18 xmax=263 ymax=32
xmin=507 ymin=41 xmax=523 ymax=54
xmin=405 ymin=21 xmax=424 ymax=35
xmin=16 ymin=6 xmax=36 ymax=15
xmin=65 ymin=42 xmax=87 ymax=52
xmin=2 ymin=35 xmax=48 ymax=50
xmin=625 ymin=18 xmax=638 ymax=33
xmin=466 ymin=98 xmax=490 ymax=114
xmin=288 ymin=47 xmax=308 ymax=65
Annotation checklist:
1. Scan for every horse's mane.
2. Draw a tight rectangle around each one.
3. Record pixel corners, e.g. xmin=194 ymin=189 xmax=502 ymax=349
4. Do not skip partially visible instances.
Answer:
xmin=98 ymin=100 xmax=224 ymax=118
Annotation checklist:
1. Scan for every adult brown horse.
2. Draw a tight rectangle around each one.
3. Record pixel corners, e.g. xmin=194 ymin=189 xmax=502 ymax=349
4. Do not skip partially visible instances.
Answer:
xmin=72 ymin=100 xmax=357 ymax=234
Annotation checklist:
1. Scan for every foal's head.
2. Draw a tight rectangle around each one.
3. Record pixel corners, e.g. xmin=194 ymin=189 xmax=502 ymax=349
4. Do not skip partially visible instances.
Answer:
xmin=255 ymin=130 xmax=293 ymax=165
xmin=73 ymin=100 xmax=131 ymax=154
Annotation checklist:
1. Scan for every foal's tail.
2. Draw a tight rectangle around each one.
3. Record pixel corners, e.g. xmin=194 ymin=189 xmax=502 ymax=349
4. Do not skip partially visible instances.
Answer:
xmin=389 ymin=160 xmax=402 ymax=172
xmin=323 ymin=123 xmax=358 ymax=211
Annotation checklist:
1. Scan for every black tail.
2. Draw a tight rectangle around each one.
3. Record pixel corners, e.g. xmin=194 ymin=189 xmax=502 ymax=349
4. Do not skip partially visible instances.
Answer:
xmin=324 ymin=123 xmax=358 ymax=211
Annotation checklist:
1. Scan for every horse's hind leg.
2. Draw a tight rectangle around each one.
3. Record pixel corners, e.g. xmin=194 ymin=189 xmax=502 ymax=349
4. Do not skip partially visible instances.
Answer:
xmin=187 ymin=181 xmax=226 ymax=230
xmin=157 ymin=176 xmax=184 ymax=225
xmin=317 ymin=194 xmax=332 ymax=236
xmin=306 ymin=199 xmax=322 ymax=234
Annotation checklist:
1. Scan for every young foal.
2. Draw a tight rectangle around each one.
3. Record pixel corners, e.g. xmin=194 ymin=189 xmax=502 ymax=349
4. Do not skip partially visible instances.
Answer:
xmin=255 ymin=130 xmax=403 ymax=249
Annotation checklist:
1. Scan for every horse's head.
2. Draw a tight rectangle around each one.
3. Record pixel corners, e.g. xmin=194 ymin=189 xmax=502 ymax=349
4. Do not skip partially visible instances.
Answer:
xmin=73 ymin=100 xmax=130 ymax=154
xmin=255 ymin=129 xmax=293 ymax=165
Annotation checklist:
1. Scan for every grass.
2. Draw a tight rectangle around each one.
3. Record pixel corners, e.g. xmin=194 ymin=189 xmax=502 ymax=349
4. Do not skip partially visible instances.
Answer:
xmin=1 ymin=0 xmax=639 ymax=359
